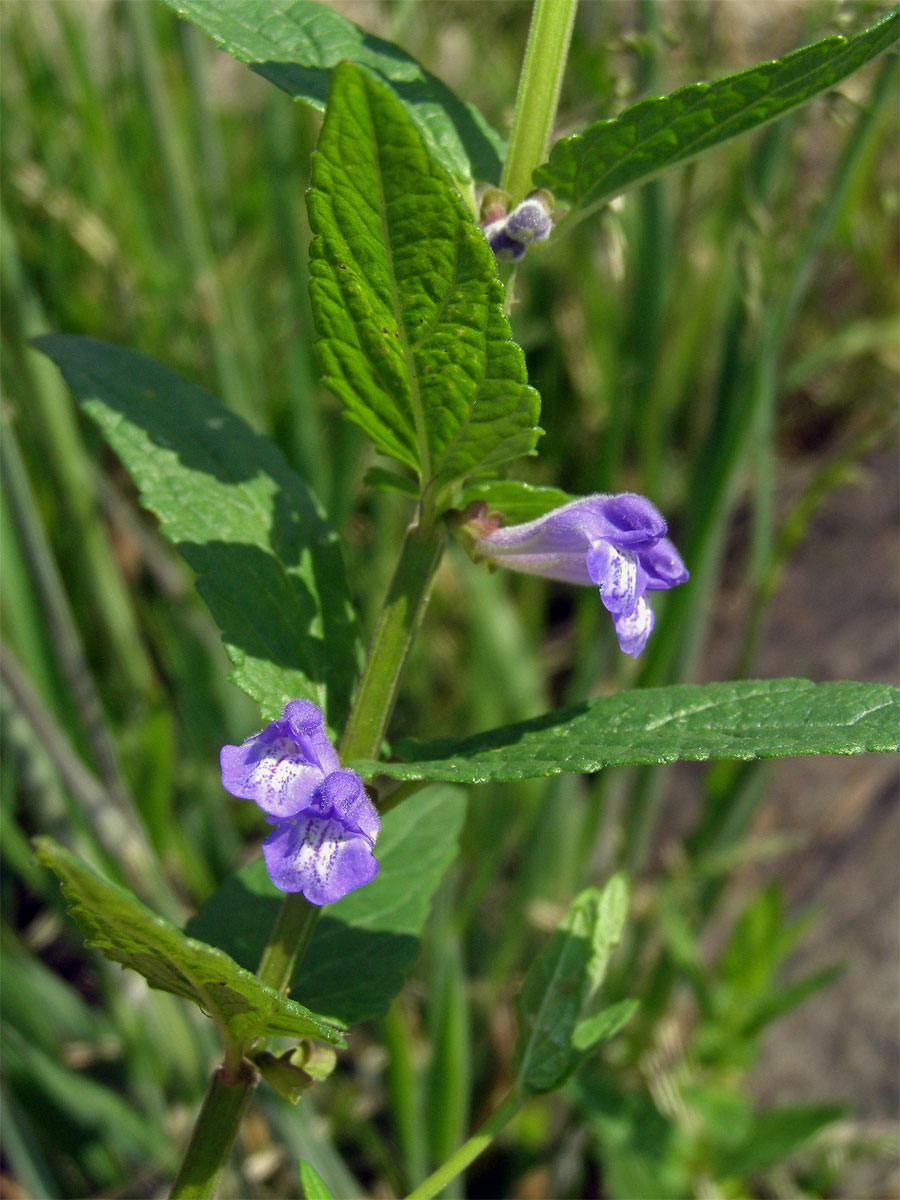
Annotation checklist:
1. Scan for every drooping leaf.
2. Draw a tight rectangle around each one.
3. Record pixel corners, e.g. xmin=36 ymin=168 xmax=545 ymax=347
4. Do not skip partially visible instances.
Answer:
xmin=186 ymin=785 xmax=467 ymax=1024
xmin=165 ymin=0 xmax=504 ymax=185
xmin=455 ymin=479 xmax=575 ymax=523
xmin=307 ymin=63 xmax=541 ymax=500
xmin=535 ymin=8 xmax=899 ymax=223
xmin=349 ymin=679 xmax=900 ymax=784
xmin=34 ymin=838 xmax=344 ymax=1049
xmin=513 ymin=876 xmax=631 ymax=1095
xmin=33 ymin=335 xmax=361 ymax=728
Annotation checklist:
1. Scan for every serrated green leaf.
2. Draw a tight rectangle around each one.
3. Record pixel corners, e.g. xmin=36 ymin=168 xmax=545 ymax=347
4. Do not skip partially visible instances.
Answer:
xmin=34 ymin=838 xmax=343 ymax=1050
xmin=165 ymin=0 xmax=504 ymax=185
xmin=350 ymin=679 xmax=900 ymax=784
xmin=33 ymin=335 xmax=361 ymax=728
xmin=186 ymin=786 xmax=467 ymax=1024
xmin=513 ymin=876 xmax=630 ymax=1095
xmin=307 ymin=63 xmax=541 ymax=500
xmin=299 ymin=1158 xmax=335 ymax=1200
xmin=455 ymin=479 xmax=575 ymax=523
xmin=535 ymin=8 xmax=899 ymax=223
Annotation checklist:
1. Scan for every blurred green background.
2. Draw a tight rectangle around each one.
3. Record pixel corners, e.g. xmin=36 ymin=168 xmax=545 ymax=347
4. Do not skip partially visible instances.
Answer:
xmin=1 ymin=2 xmax=897 ymax=1197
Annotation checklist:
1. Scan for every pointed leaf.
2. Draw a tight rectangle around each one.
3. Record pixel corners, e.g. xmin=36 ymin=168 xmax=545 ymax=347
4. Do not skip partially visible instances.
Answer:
xmin=535 ymin=8 xmax=899 ymax=223
xmin=572 ymin=998 xmax=639 ymax=1052
xmin=513 ymin=876 xmax=630 ymax=1094
xmin=299 ymin=1159 xmax=336 ymax=1200
xmin=34 ymin=838 xmax=343 ymax=1049
xmin=187 ymin=785 xmax=467 ymax=1024
xmin=33 ymin=335 xmax=361 ymax=727
xmin=165 ymin=0 xmax=503 ymax=184
xmin=307 ymin=63 xmax=540 ymax=498
xmin=349 ymin=679 xmax=900 ymax=783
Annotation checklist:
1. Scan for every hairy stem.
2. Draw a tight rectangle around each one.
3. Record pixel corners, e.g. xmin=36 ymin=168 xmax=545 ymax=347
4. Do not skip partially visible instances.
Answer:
xmin=169 ymin=1066 xmax=257 ymax=1200
xmin=500 ymin=0 xmax=578 ymax=204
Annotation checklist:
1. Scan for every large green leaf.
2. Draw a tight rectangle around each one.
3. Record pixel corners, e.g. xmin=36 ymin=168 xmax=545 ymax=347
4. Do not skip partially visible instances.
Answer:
xmin=535 ymin=8 xmax=899 ymax=223
xmin=33 ymin=335 xmax=361 ymax=728
xmin=349 ymin=679 xmax=899 ymax=784
xmin=34 ymin=838 xmax=343 ymax=1049
xmin=165 ymin=0 xmax=503 ymax=185
xmin=187 ymin=785 xmax=467 ymax=1024
xmin=513 ymin=877 xmax=634 ymax=1095
xmin=307 ymin=63 xmax=541 ymax=500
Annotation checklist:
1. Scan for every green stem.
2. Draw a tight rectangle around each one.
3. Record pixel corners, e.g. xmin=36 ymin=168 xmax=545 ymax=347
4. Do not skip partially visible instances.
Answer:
xmin=404 ymin=1090 xmax=521 ymax=1200
xmin=169 ymin=1065 xmax=257 ymax=1199
xmin=255 ymin=892 xmax=321 ymax=994
xmin=340 ymin=523 xmax=445 ymax=763
xmin=500 ymin=0 xmax=578 ymax=204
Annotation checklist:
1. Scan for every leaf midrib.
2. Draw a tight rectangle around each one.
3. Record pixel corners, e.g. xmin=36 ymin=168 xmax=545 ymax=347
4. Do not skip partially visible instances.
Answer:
xmin=367 ymin=90 xmax=432 ymax=486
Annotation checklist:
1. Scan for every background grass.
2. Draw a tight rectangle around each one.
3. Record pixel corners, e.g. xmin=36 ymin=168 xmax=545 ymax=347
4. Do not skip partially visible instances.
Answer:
xmin=1 ymin=1 xmax=897 ymax=1196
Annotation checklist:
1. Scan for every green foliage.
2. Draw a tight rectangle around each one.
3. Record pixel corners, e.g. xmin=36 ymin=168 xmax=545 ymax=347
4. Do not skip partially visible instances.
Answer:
xmin=32 ymin=334 xmax=361 ymax=729
xmin=34 ymin=838 xmax=344 ymax=1051
xmin=187 ymin=786 xmax=467 ymax=1024
xmin=714 ymin=1102 xmax=846 ymax=1177
xmin=307 ymin=63 xmax=541 ymax=506
xmin=165 ymin=0 xmax=504 ymax=184
xmin=535 ymin=7 xmax=900 ymax=222
xmin=351 ymin=679 xmax=899 ymax=783
xmin=4 ymin=2 xmax=897 ymax=1196
xmin=513 ymin=876 xmax=633 ymax=1094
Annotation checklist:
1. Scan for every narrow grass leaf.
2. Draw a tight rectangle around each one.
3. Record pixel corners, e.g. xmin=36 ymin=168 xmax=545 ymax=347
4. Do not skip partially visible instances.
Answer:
xmin=307 ymin=63 xmax=541 ymax=500
xmin=33 ymin=335 xmax=361 ymax=728
xmin=513 ymin=875 xmax=630 ymax=1094
xmin=536 ymin=8 xmax=899 ymax=223
xmin=350 ymin=679 xmax=899 ymax=783
xmin=299 ymin=1159 xmax=336 ymax=1200
xmin=186 ymin=785 xmax=467 ymax=1024
xmin=34 ymin=838 xmax=344 ymax=1048
xmin=165 ymin=0 xmax=504 ymax=184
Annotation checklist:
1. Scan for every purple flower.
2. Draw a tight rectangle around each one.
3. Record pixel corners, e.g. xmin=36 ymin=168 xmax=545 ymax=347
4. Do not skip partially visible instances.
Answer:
xmin=472 ymin=493 xmax=689 ymax=657
xmin=481 ymin=191 xmax=553 ymax=262
xmin=482 ymin=216 xmax=527 ymax=262
xmin=220 ymin=700 xmax=379 ymax=904
xmin=503 ymin=195 xmax=553 ymax=246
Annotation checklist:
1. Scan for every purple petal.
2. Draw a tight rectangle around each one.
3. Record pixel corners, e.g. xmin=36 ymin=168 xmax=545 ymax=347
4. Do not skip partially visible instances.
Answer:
xmin=220 ymin=699 xmax=338 ymax=819
xmin=487 ymin=228 xmax=526 ymax=261
xmin=613 ymin=596 xmax=655 ymax=657
xmin=220 ymin=727 xmax=324 ymax=819
xmin=639 ymin=537 xmax=689 ymax=590
xmin=504 ymin=197 xmax=553 ymax=245
xmin=317 ymin=769 xmax=380 ymax=841
xmin=282 ymin=700 xmax=340 ymax=774
xmin=262 ymin=815 xmax=379 ymax=905
xmin=586 ymin=542 xmax=644 ymax=614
